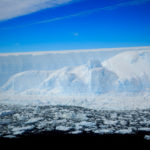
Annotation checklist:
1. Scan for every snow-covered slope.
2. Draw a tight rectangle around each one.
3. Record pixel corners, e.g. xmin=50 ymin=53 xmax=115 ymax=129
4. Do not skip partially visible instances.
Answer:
xmin=1 ymin=49 xmax=150 ymax=96
xmin=102 ymin=50 xmax=150 ymax=80
xmin=2 ymin=71 xmax=51 ymax=92
xmin=1 ymin=60 xmax=117 ymax=95
xmin=1 ymin=47 xmax=150 ymax=110
xmin=0 ymin=47 xmax=149 ymax=86
xmin=102 ymin=50 xmax=150 ymax=92
xmin=0 ymin=48 xmax=117 ymax=86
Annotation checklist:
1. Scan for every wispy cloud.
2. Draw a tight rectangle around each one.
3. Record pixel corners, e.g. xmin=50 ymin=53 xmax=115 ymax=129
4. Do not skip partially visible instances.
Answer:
xmin=1 ymin=0 xmax=150 ymax=30
xmin=103 ymin=0 xmax=150 ymax=10
xmin=0 ymin=0 xmax=73 ymax=21
xmin=29 ymin=0 xmax=150 ymax=24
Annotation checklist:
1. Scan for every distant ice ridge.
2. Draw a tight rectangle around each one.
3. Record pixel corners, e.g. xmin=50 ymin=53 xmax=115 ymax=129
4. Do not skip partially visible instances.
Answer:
xmin=0 ymin=46 xmax=149 ymax=87
xmin=1 ymin=49 xmax=150 ymax=95
xmin=102 ymin=50 xmax=150 ymax=92
xmin=1 ymin=59 xmax=118 ymax=95
xmin=1 ymin=47 xmax=150 ymax=110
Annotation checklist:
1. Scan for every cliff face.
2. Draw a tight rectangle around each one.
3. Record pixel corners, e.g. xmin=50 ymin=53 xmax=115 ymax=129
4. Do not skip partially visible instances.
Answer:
xmin=0 ymin=47 xmax=147 ymax=87
xmin=1 ymin=47 xmax=150 ymax=95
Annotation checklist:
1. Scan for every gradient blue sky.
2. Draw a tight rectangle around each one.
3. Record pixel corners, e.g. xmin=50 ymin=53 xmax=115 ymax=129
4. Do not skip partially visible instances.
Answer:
xmin=0 ymin=0 xmax=150 ymax=53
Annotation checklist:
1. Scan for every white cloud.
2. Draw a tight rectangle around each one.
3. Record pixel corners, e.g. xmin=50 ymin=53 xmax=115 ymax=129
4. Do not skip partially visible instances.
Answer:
xmin=0 ymin=0 xmax=73 ymax=21
xmin=1 ymin=0 xmax=150 ymax=28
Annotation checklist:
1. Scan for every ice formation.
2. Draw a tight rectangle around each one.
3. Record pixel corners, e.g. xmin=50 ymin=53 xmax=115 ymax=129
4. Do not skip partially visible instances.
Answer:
xmin=0 ymin=47 xmax=150 ymax=110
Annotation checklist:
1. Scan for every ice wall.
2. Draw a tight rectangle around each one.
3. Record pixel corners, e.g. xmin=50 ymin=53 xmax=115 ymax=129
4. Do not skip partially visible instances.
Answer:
xmin=0 ymin=47 xmax=148 ymax=86
xmin=1 ymin=47 xmax=150 ymax=96
xmin=102 ymin=50 xmax=150 ymax=92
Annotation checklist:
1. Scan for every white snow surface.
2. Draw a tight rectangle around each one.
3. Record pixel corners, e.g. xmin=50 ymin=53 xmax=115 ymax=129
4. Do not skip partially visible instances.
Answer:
xmin=1 ymin=47 xmax=150 ymax=110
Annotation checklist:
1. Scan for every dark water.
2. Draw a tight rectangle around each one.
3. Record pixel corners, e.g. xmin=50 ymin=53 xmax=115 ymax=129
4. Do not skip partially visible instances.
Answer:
xmin=0 ymin=131 xmax=150 ymax=146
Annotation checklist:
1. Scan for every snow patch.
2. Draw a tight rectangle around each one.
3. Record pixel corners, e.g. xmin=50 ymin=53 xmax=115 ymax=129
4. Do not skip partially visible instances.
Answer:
xmin=12 ymin=126 xmax=34 ymax=135
xmin=56 ymin=126 xmax=72 ymax=131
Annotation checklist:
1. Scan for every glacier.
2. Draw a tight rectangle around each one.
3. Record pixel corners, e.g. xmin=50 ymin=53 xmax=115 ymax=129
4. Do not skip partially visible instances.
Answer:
xmin=0 ymin=46 xmax=150 ymax=110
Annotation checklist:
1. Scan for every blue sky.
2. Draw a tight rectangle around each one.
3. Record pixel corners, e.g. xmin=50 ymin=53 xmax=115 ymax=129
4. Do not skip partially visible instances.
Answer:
xmin=0 ymin=0 xmax=150 ymax=52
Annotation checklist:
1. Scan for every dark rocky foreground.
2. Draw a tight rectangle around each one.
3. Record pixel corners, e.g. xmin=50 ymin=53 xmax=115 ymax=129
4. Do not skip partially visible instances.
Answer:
xmin=1 ymin=104 xmax=150 ymax=145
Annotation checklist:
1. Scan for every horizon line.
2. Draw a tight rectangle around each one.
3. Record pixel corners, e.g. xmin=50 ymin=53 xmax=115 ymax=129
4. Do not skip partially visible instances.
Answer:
xmin=0 ymin=46 xmax=150 ymax=56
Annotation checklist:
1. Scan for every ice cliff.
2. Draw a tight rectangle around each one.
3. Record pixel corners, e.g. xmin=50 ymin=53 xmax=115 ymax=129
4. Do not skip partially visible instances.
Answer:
xmin=1 ymin=47 xmax=150 ymax=96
